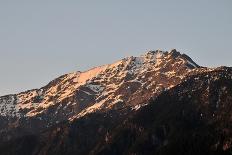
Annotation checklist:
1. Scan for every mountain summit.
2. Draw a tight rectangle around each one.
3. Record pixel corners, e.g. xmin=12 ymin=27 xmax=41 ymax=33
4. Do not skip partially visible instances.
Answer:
xmin=0 ymin=49 xmax=198 ymax=120
xmin=0 ymin=49 xmax=200 ymax=140
xmin=1 ymin=49 xmax=231 ymax=155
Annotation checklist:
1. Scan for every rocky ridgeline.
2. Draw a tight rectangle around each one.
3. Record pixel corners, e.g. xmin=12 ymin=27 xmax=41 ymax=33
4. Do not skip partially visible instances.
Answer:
xmin=0 ymin=49 xmax=203 ymax=142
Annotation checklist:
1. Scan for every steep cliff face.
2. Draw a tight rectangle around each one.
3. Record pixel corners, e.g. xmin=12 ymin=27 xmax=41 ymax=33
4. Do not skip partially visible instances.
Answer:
xmin=0 ymin=49 xmax=200 ymax=141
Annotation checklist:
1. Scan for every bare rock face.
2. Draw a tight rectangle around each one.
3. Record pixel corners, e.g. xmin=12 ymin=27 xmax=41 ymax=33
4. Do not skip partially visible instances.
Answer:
xmin=5 ymin=49 xmax=230 ymax=153
xmin=0 ymin=50 xmax=200 ymax=135
xmin=0 ymin=49 xmax=232 ymax=155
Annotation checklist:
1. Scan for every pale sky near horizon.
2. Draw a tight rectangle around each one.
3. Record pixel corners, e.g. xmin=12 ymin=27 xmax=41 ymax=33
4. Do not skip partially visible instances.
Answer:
xmin=0 ymin=0 xmax=231 ymax=95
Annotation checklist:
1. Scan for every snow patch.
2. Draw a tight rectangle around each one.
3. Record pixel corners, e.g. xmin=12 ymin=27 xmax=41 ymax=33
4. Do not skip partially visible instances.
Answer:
xmin=86 ymin=84 xmax=104 ymax=93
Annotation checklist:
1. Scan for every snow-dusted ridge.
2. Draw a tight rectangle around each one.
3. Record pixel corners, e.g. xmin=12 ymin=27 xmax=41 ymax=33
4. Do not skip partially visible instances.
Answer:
xmin=0 ymin=49 xmax=202 ymax=123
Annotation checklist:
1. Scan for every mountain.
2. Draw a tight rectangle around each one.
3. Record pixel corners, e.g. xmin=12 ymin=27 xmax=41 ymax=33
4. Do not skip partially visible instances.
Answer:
xmin=0 ymin=49 xmax=231 ymax=155
xmin=1 ymin=67 xmax=232 ymax=155
xmin=0 ymin=49 xmax=199 ymax=140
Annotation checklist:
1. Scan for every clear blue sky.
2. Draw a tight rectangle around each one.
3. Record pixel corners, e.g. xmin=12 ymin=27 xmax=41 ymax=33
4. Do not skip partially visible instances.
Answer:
xmin=0 ymin=0 xmax=231 ymax=95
